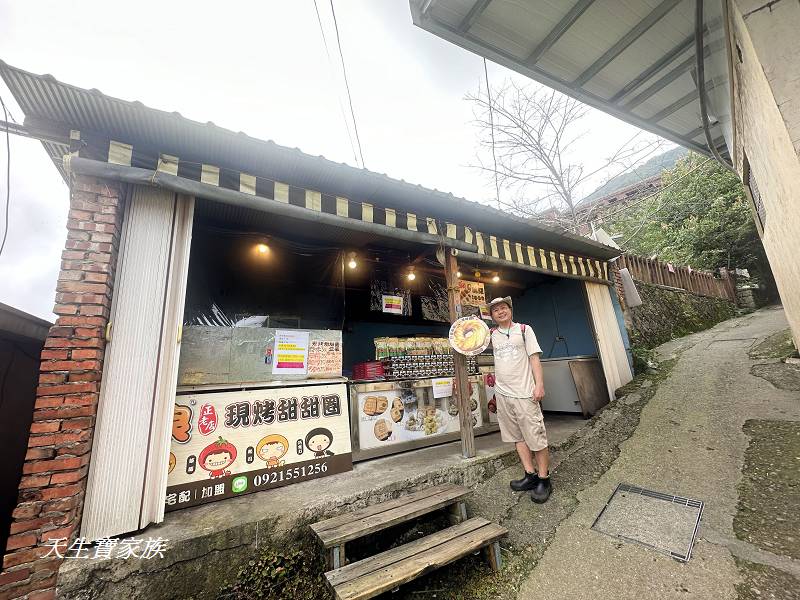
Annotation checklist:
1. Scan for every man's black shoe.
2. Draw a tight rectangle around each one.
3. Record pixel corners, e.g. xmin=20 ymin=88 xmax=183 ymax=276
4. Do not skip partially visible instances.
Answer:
xmin=510 ymin=471 xmax=539 ymax=492
xmin=530 ymin=477 xmax=552 ymax=503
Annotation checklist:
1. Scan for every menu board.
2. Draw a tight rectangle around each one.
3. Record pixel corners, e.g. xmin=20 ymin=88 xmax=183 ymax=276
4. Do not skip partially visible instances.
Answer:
xmin=357 ymin=382 xmax=483 ymax=450
xmin=166 ymin=383 xmax=352 ymax=511
xmin=307 ymin=340 xmax=342 ymax=378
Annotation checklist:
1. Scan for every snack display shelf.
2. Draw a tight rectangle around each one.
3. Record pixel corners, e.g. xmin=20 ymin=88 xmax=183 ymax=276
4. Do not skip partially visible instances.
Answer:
xmin=348 ymin=375 xmax=499 ymax=462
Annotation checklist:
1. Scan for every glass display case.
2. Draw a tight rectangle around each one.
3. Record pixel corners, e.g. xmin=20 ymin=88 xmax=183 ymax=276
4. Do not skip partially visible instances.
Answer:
xmin=349 ymin=375 xmax=498 ymax=461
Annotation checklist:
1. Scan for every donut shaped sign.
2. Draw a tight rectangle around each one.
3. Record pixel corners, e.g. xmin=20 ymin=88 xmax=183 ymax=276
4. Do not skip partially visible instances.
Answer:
xmin=449 ymin=316 xmax=491 ymax=356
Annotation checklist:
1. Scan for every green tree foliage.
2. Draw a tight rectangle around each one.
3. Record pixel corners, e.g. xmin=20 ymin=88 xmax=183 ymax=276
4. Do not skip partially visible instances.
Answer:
xmin=606 ymin=152 xmax=771 ymax=281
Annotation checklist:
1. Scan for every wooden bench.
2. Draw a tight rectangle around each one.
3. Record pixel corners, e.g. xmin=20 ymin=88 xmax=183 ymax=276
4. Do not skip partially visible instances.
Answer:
xmin=310 ymin=483 xmax=472 ymax=569
xmin=326 ymin=517 xmax=506 ymax=600
xmin=310 ymin=483 xmax=508 ymax=600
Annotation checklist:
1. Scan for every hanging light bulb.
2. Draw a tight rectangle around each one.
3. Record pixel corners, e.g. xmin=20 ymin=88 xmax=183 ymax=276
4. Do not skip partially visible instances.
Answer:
xmin=407 ymin=266 xmax=416 ymax=281
xmin=256 ymin=242 xmax=270 ymax=255
xmin=492 ymin=272 xmax=500 ymax=283
xmin=474 ymin=270 xmax=481 ymax=278
xmin=456 ymin=271 xmax=462 ymax=278
xmin=347 ymin=252 xmax=357 ymax=269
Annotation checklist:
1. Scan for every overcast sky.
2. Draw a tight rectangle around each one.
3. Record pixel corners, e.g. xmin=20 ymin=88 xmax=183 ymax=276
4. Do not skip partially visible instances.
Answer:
xmin=0 ymin=0 xmax=663 ymax=320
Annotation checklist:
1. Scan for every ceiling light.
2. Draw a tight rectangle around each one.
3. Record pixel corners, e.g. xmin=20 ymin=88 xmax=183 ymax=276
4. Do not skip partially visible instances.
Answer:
xmin=256 ymin=243 xmax=270 ymax=255
xmin=407 ymin=266 xmax=416 ymax=281
xmin=347 ymin=252 xmax=357 ymax=269
xmin=492 ymin=273 xmax=500 ymax=283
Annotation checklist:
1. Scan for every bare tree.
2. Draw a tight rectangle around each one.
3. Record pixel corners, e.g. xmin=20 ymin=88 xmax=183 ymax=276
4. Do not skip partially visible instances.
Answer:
xmin=469 ymin=80 xmax=666 ymax=230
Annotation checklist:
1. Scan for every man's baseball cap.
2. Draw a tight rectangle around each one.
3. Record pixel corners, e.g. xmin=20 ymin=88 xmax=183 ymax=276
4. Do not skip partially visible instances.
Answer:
xmin=487 ymin=296 xmax=513 ymax=312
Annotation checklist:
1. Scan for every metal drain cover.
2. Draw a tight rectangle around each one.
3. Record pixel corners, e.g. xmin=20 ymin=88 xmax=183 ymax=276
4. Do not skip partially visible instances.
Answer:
xmin=591 ymin=483 xmax=704 ymax=561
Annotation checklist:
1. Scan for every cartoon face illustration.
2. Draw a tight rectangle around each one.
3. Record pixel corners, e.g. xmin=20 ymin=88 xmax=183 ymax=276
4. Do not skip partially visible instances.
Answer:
xmin=256 ymin=434 xmax=289 ymax=468
xmin=168 ymin=452 xmax=176 ymax=474
xmin=198 ymin=437 xmax=238 ymax=478
xmin=172 ymin=405 xmax=192 ymax=443
xmin=305 ymin=428 xmax=334 ymax=457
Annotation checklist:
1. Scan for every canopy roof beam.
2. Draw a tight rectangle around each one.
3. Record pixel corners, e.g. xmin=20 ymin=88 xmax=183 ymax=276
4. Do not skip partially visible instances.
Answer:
xmin=648 ymin=88 xmax=699 ymax=123
xmin=572 ymin=0 xmax=682 ymax=87
xmin=608 ymin=32 xmax=695 ymax=104
xmin=458 ymin=0 xmax=492 ymax=32
xmin=526 ymin=0 xmax=595 ymax=65
xmin=624 ymin=40 xmax=722 ymax=111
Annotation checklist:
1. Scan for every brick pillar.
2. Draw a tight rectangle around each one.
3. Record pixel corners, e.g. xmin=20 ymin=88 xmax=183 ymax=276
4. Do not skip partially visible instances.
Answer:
xmin=0 ymin=176 xmax=125 ymax=600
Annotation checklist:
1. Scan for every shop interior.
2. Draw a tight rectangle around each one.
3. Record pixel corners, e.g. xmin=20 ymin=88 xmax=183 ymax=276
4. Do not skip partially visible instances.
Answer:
xmin=177 ymin=199 xmax=607 ymax=459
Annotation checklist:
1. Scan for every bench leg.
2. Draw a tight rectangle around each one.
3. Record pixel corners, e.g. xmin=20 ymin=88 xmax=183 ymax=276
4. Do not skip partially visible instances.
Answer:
xmin=483 ymin=541 xmax=502 ymax=572
xmin=448 ymin=501 xmax=468 ymax=525
xmin=328 ymin=544 xmax=346 ymax=570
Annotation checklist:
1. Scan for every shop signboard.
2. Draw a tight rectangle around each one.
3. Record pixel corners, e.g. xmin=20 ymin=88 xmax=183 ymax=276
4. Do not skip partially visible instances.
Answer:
xmin=166 ymin=383 xmax=352 ymax=511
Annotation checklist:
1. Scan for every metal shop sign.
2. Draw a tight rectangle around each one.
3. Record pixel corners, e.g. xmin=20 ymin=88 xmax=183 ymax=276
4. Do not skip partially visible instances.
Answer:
xmin=166 ymin=383 xmax=352 ymax=511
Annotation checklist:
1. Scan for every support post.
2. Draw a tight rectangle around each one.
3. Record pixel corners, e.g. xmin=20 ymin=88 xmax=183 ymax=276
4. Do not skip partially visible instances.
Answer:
xmin=483 ymin=541 xmax=502 ymax=571
xmin=444 ymin=249 xmax=476 ymax=458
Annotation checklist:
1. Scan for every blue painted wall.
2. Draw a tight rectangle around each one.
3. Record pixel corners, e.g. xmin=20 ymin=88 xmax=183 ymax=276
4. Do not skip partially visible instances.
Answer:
xmin=512 ymin=278 xmax=598 ymax=359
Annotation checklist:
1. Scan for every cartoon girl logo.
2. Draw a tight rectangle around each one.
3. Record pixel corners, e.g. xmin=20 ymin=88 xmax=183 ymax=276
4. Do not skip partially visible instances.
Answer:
xmin=305 ymin=428 xmax=335 ymax=458
xmin=168 ymin=452 xmax=176 ymax=474
xmin=256 ymin=434 xmax=289 ymax=469
xmin=198 ymin=436 xmax=237 ymax=479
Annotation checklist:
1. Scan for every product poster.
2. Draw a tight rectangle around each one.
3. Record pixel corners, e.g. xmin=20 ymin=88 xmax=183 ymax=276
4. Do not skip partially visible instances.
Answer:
xmin=166 ymin=383 xmax=352 ymax=511
xmin=382 ymin=294 xmax=404 ymax=315
xmin=357 ymin=382 xmax=482 ymax=450
xmin=272 ymin=330 xmax=310 ymax=375
xmin=459 ymin=280 xmax=486 ymax=307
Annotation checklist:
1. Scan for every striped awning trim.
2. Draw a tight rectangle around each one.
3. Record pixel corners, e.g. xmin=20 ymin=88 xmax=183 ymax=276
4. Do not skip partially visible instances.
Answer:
xmin=87 ymin=138 xmax=611 ymax=283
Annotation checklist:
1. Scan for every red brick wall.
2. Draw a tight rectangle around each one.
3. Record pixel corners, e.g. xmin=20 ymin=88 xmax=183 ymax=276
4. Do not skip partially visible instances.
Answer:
xmin=0 ymin=176 xmax=125 ymax=600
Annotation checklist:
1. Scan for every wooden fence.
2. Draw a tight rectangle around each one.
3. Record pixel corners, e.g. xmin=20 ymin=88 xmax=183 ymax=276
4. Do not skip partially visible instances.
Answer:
xmin=616 ymin=254 xmax=737 ymax=303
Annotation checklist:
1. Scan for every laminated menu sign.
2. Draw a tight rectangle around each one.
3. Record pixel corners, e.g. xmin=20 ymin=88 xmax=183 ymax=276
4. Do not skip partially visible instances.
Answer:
xmin=166 ymin=383 xmax=352 ymax=511
xmin=431 ymin=377 xmax=454 ymax=399
xmin=272 ymin=330 xmax=310 ymax=375
xmin=382 ymin=294 xmax=404 ymax=315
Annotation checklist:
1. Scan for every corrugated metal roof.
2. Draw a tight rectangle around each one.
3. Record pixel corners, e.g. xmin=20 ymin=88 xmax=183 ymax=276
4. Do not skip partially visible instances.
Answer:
xmin=0 ymin=60 xmax=620 ymax=260
xmin=410 ymin=0 xmax=733 ymax=159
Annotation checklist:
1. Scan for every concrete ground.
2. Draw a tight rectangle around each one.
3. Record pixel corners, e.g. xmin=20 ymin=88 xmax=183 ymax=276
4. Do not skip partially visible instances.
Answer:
xmin=392 ymin=306 xmax=800 ymax=600
xmin=57 ymin=407 xmax=584 ymax=598
xmin=517 ymin=306 xmax=800 ymax=600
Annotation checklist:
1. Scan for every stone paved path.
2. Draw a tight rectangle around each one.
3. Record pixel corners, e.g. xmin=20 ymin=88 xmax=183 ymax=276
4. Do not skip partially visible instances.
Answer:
xmin=518 ymin=306 xmax=800 ymax=599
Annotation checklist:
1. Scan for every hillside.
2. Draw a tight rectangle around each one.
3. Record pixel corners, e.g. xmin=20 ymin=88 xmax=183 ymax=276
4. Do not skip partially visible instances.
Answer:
xmin=580 ymin=146 xmax=688 ymax=204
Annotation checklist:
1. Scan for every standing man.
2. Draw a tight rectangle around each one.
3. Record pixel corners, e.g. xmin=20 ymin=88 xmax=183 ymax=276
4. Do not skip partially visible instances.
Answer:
xmin=488 ymin=296 xmax=551 ymax=503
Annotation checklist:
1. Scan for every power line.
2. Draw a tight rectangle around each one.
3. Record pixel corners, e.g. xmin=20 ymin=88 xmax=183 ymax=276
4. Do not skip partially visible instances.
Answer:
xmin=312 ymin=0 xmax=360 ymax=168
xmin=328 ymin=0 xmax=366 ymax=169
xmin=483 ymin=58 xmax=501 ymax=210
xmin=0 ymin=95 xmax=11 ymax=260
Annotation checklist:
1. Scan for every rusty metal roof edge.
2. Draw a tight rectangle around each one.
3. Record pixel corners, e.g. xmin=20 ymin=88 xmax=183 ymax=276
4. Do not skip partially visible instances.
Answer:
xmin=0 ymin=60 xmax=621 ymax=260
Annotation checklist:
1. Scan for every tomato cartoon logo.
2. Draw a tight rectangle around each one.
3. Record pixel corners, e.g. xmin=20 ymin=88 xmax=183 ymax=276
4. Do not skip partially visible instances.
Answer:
xmin=198 ymin=404 xmax=218 ymax=436
xmin=172 ymin=404 xmax=192 ymax=443
xmin=199 ymin=436 xmax=238 ymax=479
